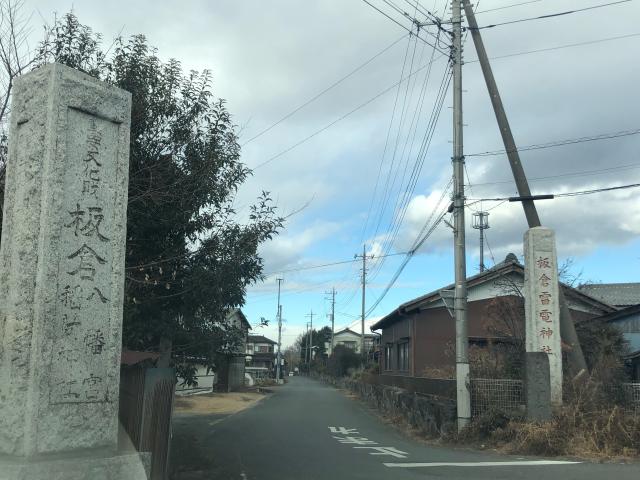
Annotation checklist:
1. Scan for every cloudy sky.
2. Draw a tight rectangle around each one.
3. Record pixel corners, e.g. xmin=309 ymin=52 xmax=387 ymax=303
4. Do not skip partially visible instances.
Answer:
xmin=27 ymin=0 xmax=640 ymax=347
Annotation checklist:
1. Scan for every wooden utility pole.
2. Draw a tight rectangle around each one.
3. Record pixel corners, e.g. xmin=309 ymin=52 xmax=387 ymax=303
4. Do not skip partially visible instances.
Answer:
xmin=462 ymin=0 xmax=587 ymax=375
xmin=452 ymin=0 xmax=471 ymax=432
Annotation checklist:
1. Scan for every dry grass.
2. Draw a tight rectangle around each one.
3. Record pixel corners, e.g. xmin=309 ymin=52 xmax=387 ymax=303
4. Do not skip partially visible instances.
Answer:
xmin=174 ymin=391 xmax=265 ymax=415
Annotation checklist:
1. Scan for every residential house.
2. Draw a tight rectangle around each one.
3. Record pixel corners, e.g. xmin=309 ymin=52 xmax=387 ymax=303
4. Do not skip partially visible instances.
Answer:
xmin=216 ymin=308 xmax=251 ymax=392
xmin=371 ymin=254 xmax=616 ymax=377
xmin=327 ymin=328 xmax=380 ymax=357
xmin=595 ymin=303 xmax=640 ymax=380
xmin=246 ymin=335 xmax=277 ymax=381
xmin=578 ymin=283 xmax=640 ymax=308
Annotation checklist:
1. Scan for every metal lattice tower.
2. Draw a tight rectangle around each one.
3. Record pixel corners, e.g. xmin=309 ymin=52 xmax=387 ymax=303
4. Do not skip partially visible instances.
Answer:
xmin=472 ymin=211 xmax=490 ymax=272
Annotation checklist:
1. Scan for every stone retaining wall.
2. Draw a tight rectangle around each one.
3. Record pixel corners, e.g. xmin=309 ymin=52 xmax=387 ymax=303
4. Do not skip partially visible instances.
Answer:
xmin=318 ymin=375 xmax=456 ymax=437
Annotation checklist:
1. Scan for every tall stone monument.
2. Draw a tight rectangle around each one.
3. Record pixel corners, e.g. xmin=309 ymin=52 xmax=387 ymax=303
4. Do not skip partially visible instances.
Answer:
xmin=523 ymin=226 xmax=562 ymax=407
xmin=0 ymin=64 xmax=147 ymax=478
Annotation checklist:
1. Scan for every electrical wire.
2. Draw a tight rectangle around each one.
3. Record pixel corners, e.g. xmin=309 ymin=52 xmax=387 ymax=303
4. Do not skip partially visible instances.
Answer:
xmin=467 ymin=0 xmax=632 ymax=31
xmin=466 ymin=128 xmax=640 ymax=157
xmin=467 ymin=162 xmax=640 ymax=188
xmin=241 ymin=34 xmax=407 ymax=147
xmin=252 ymin=52 xmax=446 ymax=170
xmin=475 ymin=0 xmax=543 ymax=15
xmin=468 ymin=182 xmax=640 ymax=202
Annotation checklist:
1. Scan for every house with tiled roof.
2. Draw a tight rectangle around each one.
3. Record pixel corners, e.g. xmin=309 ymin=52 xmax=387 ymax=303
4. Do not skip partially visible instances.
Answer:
xmin=371 ymin=254 xmax=616 ymax=377
xmin=578 ymin=283 xmax=640 ymax=308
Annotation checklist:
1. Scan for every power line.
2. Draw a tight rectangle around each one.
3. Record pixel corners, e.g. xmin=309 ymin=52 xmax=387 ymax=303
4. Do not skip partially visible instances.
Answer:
xmin=361 ymin=0 xmax=450 ymax=54
xmin=466 ymin=128 xmax=640 ymax=157
xmin=252 ymin=53 xmax=446 ymax=170
xmin=466 ymin=32 xmax=640 ymax=63
xmin=468 ymin=182 xmax=640 ymax=202
xmin=241 ymin=34 xmax=407 ymax=146
xmin=475 ymin=0 xmax=543 ymax=15
xmin=262 ymin=251 xmax=408 ymax=277
xmin=467 ymin=0 xmax=632 ymax=31
xmin=467 ymin=162 xmax=640 ymax=188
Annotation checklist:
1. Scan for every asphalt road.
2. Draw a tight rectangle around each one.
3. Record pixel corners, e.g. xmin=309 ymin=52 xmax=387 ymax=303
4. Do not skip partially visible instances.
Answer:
xmin=171 ymin=376 xmax=639 ymax=480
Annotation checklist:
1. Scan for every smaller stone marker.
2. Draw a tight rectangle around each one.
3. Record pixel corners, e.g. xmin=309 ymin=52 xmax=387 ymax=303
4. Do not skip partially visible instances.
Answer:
xmin=523 ymin=227 xmax=562 ymax=406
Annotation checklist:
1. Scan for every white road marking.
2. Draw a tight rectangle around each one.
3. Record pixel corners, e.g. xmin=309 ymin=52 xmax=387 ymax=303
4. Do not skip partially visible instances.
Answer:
xmin=384 ymin=460 xmax=581 ymax=468
xmin=333 ymin=436 xmax=378 ymax=445
xmin=355 ymin=446 xmax=409 ymax=458
xmin=328 ymin=427 xmax=359 ymax=434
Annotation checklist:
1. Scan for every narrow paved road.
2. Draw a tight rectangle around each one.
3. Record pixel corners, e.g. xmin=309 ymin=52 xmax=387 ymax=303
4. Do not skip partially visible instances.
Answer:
xmin=172 ymin=376 xmax=639 ymax=479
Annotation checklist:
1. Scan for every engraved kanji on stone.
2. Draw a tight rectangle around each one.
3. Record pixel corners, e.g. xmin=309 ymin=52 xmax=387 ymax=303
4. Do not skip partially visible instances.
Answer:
xmin=539 ymin=273 xmax=551 ymax=287
xmin=538 ymin=291 xmax=551 ymax=305
xmin=353 ymin=446 xmax=408 ymax=458
xmin=65 ymin=204 xmax=109 ymax=242
xmin=87 ymin=286 xmax=109 ymax=303
xmin=541 ymin=345 xmax=552 ymax=354
xmin=333 ymin=436 xmax=378 ymax=445
xmin=57 ymin=380 xmax=80 ymax=400
xmin=84 ymin=119 xmax=102 ymax=172
xmin=67 ymin=244 xmax=106 ymax=281
xmin=60 ymin=284 xmax=82 ymax=310
xmin=85 ymin=329 xmax=106 ymax=355
xmin=62 ymin=313 xmax=81 ymax=335
xmin=539 ymin=309 xmax=552 ymax=322
xmin=58 ymin=346 xmax=80 ymax=362
xmin=83 ymin=374 xmax=104 ymax=401
xmin=536 ymin=256 xmax=551 ymax=269
xmin=539 ymin=327 xmax=553 ymax=339
xmin=82 ymin=169 xmax=101 ymax=197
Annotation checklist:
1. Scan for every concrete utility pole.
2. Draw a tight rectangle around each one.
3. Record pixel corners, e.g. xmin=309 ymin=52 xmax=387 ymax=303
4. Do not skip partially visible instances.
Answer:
xmin=472 ymin=211 xmax=489 ymax=272
xmin=326 ymin=288 xmax=337 ymax=355
xmin=355 ymin=245 xmax=374 ymax=359
xmin=275 ymin=278 xmax=283 ymax=383
xmin=452 ymin=0 xmax=471 ymax=432
xmin=305 ymin=310 xmax=314 ymax=364
xmin=462 ymin=0 xmax=588 ymax=376
xmin=305 ymin=321 xmax=310 ymax=366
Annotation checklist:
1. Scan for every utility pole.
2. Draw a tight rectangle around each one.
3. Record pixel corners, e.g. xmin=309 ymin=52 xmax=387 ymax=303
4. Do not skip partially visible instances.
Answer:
xmin=304 ymin=321 xmax=310 ymax=366
xmin=325 ymin=288 xmax=337 ymax=355
xmin=462 ymin=0 xmax=587 ymax=376
xmin=355 ymin=245 xmax=374 ymax=359
xmin=452 ymin=0 xmax=470 ymax=432
xmin=305 ymin=310 xmax=314 ymax=365
xmin=472 ymin=212 xmax=489 ymax=272
xmin=275 ymin=278 xmax=283 ymax=383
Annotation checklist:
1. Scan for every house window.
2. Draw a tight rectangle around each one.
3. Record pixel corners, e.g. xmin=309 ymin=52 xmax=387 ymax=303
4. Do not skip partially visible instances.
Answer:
xmin=343 ymin=341 xmax=356 ymax=350
xmin=397 ymin=341 xmax=409 ymax=371
xmin=384 ymin=344 xmax=393 ymax=371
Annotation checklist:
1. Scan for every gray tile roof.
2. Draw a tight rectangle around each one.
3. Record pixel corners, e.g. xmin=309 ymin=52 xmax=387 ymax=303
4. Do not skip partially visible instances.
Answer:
xmin=578 ymin=283 xmax=640 ymax=307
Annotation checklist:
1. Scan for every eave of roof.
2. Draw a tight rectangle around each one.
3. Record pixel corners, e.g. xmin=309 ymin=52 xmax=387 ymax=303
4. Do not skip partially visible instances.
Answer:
xmin=371 ymin=259 xmax=615 ymax=330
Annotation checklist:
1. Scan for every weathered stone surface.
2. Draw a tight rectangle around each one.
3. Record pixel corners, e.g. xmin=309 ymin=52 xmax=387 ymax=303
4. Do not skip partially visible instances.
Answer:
xmin=0 ymin=451 xmax=149 ymax=480
xmin=524 ymin=227 xmax=562 ymax=406
xmin=0 ymin=63 xmax=131 ymax=456
xmin=525 ymin=352 xmax=552 ymax=421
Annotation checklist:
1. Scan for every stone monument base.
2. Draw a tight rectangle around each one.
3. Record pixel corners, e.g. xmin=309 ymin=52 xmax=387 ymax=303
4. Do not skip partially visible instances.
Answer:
xmin=0 ymin=450 xmax=149 ymax=480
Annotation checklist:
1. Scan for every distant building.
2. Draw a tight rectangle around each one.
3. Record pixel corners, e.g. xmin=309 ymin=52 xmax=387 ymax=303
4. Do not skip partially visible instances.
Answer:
xmin=596 ymin=304 xmax=640 ymax=380
xmin=327 ymin=328 xmax=380 ymax=357
xmin=371 ymin=254 xmax=615 ymax=378
xmin=246 ymin=335 xmax=277 ymax=381
xmin=578 ymin=283 xmax=640 ymax=308
xmin=216 ymin=308 xmax=251 ymax=392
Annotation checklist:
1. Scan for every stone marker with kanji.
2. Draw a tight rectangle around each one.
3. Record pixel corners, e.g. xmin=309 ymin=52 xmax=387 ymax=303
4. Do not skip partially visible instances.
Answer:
xmin=0 ymin=64 xmax=147 ymax=479
xmin=523 ymin=226 xmax=562 ymax=407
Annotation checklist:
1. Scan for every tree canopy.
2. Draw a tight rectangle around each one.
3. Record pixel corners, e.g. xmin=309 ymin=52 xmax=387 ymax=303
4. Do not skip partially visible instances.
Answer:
xmin=0 ymin=12 xmax=283 ymax=380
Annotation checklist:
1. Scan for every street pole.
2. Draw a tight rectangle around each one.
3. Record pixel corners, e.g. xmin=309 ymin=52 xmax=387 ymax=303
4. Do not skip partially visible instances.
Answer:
xmin=452 ymin=0 xmax=471 ymax=432
xmin=462 ymin=0 xmax=587 ymax=376
xmin=355 ymin=245 xmax=374 ymax=360
xmin=276 ymin=278 xmax=283 ymax=383
xmin=305 ymin=310 xmax=314 ymax=367
xmin=326 ymin=287 xmax=337 ymax=355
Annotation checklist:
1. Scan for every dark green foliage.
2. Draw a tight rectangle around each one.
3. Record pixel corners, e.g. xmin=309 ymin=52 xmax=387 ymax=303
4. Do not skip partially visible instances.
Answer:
xmin=3 ymin=12 xmax=284 ymax=381
xmin=326 ymin=345 xmax=361 ymax=377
